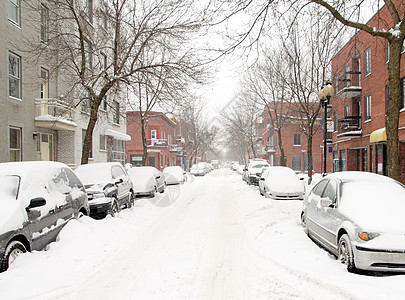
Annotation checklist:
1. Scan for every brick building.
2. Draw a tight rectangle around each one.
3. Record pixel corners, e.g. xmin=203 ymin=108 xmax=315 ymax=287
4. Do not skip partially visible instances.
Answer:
xmin=330 ymin=0 xmax=405 ymax=182
xmin=261 ymin=104 xmax=329 ymax=173
xmin=126 ymin=111 xmax=179 ymax=170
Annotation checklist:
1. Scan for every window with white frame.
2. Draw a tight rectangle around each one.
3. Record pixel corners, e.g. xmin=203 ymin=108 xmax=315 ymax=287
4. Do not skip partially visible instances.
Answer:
xmin=151 ymin=129 xmax=157 ymax=140
xmin=40 ymin=68 xmax=49 ymax=98
xmin=112 ymin=139 xmax=125 ymax=165
xmin=292 ymin=156 xmax=301 ymax=172
xmin=82 ymin=0 xmax=93 ymax=23
xmin=81 ymin=90 xmax=91 ymax=113
xmin=364 ymin=47 xmax=371 ymax=76
xmin=113 ymin=101 xmax=120 ymax=124
xmin=9 ymin=126 xmax=22 ymax=162
xmin=40 ymin=4 xmax=49 ymax=42
xmin=101 ymin=53 xmax=107 ymax=69
xmin=364 ymin=94 xmax=371 ymax=121
xmin=99 ymin=134 xmax=106 ymax=151
xmin=293 ymin=134 xmax=301 ymax=146
xmin=7 ymin=0 xmax=20 ymax=26
xmin=385 ymin=40 xmax=390 ymax=63
xmin=84 ymin=40 xmax=92 ymax=69
xmin=8 ymin=52 xmax=21 ymax=99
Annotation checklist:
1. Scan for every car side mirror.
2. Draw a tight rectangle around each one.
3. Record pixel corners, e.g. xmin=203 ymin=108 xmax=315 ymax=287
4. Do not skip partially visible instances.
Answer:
xmin=26 ymin=197 xmax=46 ymax=211
xmin=260 ymin=178 xmax=265 ymax=181
xmin=114 ymin=178 xmax=124 ymax=185
xmin=299 ymin=177 xmax=304 ymax=180
xmin=320 ymin=197 xmax=334 ymax=208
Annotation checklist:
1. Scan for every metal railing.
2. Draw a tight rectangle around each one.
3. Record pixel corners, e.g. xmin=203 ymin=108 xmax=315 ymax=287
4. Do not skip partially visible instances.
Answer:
xmin=35 ymin=98 xmax=74 ymax=120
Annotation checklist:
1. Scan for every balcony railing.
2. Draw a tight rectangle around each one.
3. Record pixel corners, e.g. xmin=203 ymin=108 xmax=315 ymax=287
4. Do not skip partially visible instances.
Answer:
xmin=337 ymin=116 xmax=362 ymax=138
xmin=335 ymin=71 xmax=362 ymax=98
xmin=148 ymin=139 xmax=168 ymax=147
xmin=34 ymin=98 xmax=76 ymax=131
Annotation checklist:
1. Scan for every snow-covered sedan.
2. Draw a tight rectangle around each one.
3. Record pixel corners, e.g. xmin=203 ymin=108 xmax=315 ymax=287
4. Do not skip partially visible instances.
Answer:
xmin=190 ymin=164 xmax=206 ymax=176
xmin=127 ymin=166 xmax=166 ymax=198
xmin=0 ymin=161 xmax=89 ymax=272
xmin=163 ymin=166 xmax=186 ymax=185
xmin=301 ymin=171 xmax=405 ymax=273
xmin=75 ymin=162 xmax=134 ymax=219
xmin=259 ymin=166 xmax=304 ymax=199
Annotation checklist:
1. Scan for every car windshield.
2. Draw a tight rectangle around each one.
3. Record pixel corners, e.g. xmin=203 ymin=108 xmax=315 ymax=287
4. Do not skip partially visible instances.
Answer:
xmin=339 ymin=179 xmax=405 ymax=229
xmin=75 ymin=164 xmax=112 ymax=184
xmin=0 ymin=175 xmax=20 ymax=200
xmin=252 ymin=164 xmax=268 ymax=169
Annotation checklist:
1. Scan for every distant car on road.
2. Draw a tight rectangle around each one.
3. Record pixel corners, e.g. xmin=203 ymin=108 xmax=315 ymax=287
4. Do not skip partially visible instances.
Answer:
xmin=75 ymin=162 xmax=134 ymax=219
xmin=0 ymin=161 xmax=89 ymax=272
xmin=259 ymin=166 xmax=304 ymax=199
xmin=190 ymin=164 xmax=206 ymax=176
xmin=163 ymin=166 xmax=186 ymax=185
xmin=301 ymin=171 xmax=405 ymax=273
xmin=127 ymin=166 xmax=166 ymax=198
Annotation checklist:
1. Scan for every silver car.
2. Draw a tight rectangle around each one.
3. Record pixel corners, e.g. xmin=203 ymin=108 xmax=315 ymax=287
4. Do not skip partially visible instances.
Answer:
xmin=301 ymin=171 xmax=405 ymax=273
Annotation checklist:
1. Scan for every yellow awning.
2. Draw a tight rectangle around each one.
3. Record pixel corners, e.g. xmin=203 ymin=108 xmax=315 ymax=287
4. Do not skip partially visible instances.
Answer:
xmin=370 ymin=128 xmax=386 ymax=143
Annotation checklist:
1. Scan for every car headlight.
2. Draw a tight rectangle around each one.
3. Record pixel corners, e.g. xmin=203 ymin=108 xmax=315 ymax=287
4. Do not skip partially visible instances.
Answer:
xmin=358 ymin=232 xmax=380 ymax=241
xmin=92 ymin=192 xmax=105 ymax=198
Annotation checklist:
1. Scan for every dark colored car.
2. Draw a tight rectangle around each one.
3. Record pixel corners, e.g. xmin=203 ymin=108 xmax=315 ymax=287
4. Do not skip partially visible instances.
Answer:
xmin=0 ymin=161 xmax=89 ymax=272
xmin=75 ymin=162 xmax=134 ymax=219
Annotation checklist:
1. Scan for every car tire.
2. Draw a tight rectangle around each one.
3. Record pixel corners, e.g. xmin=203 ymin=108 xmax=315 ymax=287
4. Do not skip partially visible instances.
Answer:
xmin=109 ymin=198 xmax=119 ymax=217
xmin=1 ymin=240 xmax=27 ymax=272
xmin=300 ymin=212 xmax=308 ymax=234
xmin=127 ymin=192 xmax=135 ymax=208
xmin=338 ymin=234 xmax=356 ymax=273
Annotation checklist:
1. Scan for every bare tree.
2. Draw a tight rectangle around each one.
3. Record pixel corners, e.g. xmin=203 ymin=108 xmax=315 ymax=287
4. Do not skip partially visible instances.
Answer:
xmin=305 ymin=0 xmax=404 ymax=181
xmin=25 ymin=0 xmax=209 ymax=164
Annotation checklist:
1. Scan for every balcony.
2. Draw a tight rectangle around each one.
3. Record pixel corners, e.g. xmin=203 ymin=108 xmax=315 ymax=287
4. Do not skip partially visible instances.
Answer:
xmin=34 ymin=98 xmax=77 ymax=131
xmin=337 ymin=116 xmax=362 ymax=138
xmin=148 ymin=139 xmax=168 ymax=147
xmin=335 ymin=71 xmax=362 ymax=98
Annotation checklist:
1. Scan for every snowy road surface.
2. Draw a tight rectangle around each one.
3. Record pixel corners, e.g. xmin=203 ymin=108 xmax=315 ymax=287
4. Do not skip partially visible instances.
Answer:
xmin=1 ymin=168 xmax=405 ymax=299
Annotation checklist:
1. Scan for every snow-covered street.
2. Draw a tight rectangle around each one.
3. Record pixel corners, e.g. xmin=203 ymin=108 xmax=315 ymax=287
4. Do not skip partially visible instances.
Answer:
xmin=1 ymin=168 xmax=405 ymax=300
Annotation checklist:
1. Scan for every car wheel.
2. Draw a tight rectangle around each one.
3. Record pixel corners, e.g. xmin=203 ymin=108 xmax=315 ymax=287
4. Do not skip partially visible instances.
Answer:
xmin=338 ymin=234 xmax=356 ymax=272
xmin=127 ymin=192 xmax=135 ymax=208
xmin=300 ymin=212 xmax=308 ymax=234
xmin=109 ymin=198 xmax=119 ymax=217
xmin=1 ymin=241 xmax=27 ymax=271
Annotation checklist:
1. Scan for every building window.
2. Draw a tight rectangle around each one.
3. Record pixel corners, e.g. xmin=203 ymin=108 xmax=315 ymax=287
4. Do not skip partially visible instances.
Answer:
xmin=344 ymin=105 xmax=350 ymax=117
xmin=151 ymin=129 xmax=157 ymax=140
xmin=9 ymin=126 xmax=22 ymax=161
xmin=40 ymin=68 xmax=49 ymax=98
xmin=7 ymin=0 xmax=20 ymax=26
xmin=340 ymin=149 xmax=346 ymax=171
xmin=112 ymin=139 xmax=125 ymax=165
xmin=369 ymin=145 xmax=373 ymax=173
xmin=364 ymin=94 xmax=371 ymax=121
xmin=362 ymin=147 xmax=367 ymax=171
xmin=84 ymin=40 xmax=92 ymax=69
xmin=364 ymin=47 xmax=371 ymax=76
xmin=100 ymin=96 xmax=107 ymax=111
xmin=385 ymin=40 xmax=390 ymax=63
xmin=401 ymin=78 xmax=405 ymax=110
xmin=81 ymin=90 xmax=91 ymax=113
xmin=293 ymin=134 xmax=301 ymax=146
xmin=292 ymin=156 xmax=301 ymax=172
xmin=40 ymin=4 xmax=49 ymax=42
xmin=82 ymin=0 xmax=93 ymax=23
xmin=82 ymin=129 xmax=93 ymax=158
xmin=99 ymin=134 xmax=106 ymax=151
xmin=101 ymin=53 xmax=107 ymax=69
xmin=8 ymin=52 xmax=21 ymax=99
xmin=113 ymin=101 xmax=120 ymax=124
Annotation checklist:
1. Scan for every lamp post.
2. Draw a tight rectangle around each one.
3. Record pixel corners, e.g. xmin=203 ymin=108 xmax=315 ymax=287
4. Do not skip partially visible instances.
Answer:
xmin=318 ymin=82 xmax=334 ymax=176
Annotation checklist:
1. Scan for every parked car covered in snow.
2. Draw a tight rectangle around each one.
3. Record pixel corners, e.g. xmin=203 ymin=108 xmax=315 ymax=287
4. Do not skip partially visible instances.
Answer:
xmin=190 ymin=164 xmax=206 ymax=176
xmin=163 ymin=166 xmax=186 ymax=185
xmin=0 ymin=161 xmax=89 ymax=272
xmin=75 ymin=162 xmax=134 ymax=219
xmin=259 ymin=166 xmax=304 ymax=199
xmin=127 ymin=166 xmax=166 ymax=198
xmin=246 ymin=162 xmax=270 ymax=185
xmin=301 ymin=171 xmax=405 ymax=273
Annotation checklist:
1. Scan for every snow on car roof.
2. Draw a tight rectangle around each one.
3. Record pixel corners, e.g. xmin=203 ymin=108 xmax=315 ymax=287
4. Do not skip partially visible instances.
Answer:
xmin=75 ymin=162 xmax=119 ymax=184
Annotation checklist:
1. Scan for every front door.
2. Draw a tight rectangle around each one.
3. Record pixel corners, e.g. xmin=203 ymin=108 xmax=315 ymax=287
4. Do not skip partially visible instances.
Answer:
xmin=39 ymin=133 xmax=53 ymax=161
xmin=149 ymin=156 xmax=156 ymax=167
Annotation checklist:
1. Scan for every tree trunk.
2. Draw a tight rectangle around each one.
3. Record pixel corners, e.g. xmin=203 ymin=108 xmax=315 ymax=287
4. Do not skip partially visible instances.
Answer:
xmin=307 ymin=127 xmax=314 ymax=185
xmin=386 ymin=39 xmax=402 ymax=182
xmin=277 ymin=128 xmax=286 ymax=166
xmin=81 ymin=100 xmax=99 ymax=165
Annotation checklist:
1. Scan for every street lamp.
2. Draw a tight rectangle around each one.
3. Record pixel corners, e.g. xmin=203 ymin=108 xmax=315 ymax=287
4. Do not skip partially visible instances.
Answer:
xmin=318 ymin=82 xmax=334 ymax=176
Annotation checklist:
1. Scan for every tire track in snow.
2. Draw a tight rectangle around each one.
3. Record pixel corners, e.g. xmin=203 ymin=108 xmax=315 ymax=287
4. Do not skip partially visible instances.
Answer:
xmin=191 ymin=174 xmax=249 ymax=300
